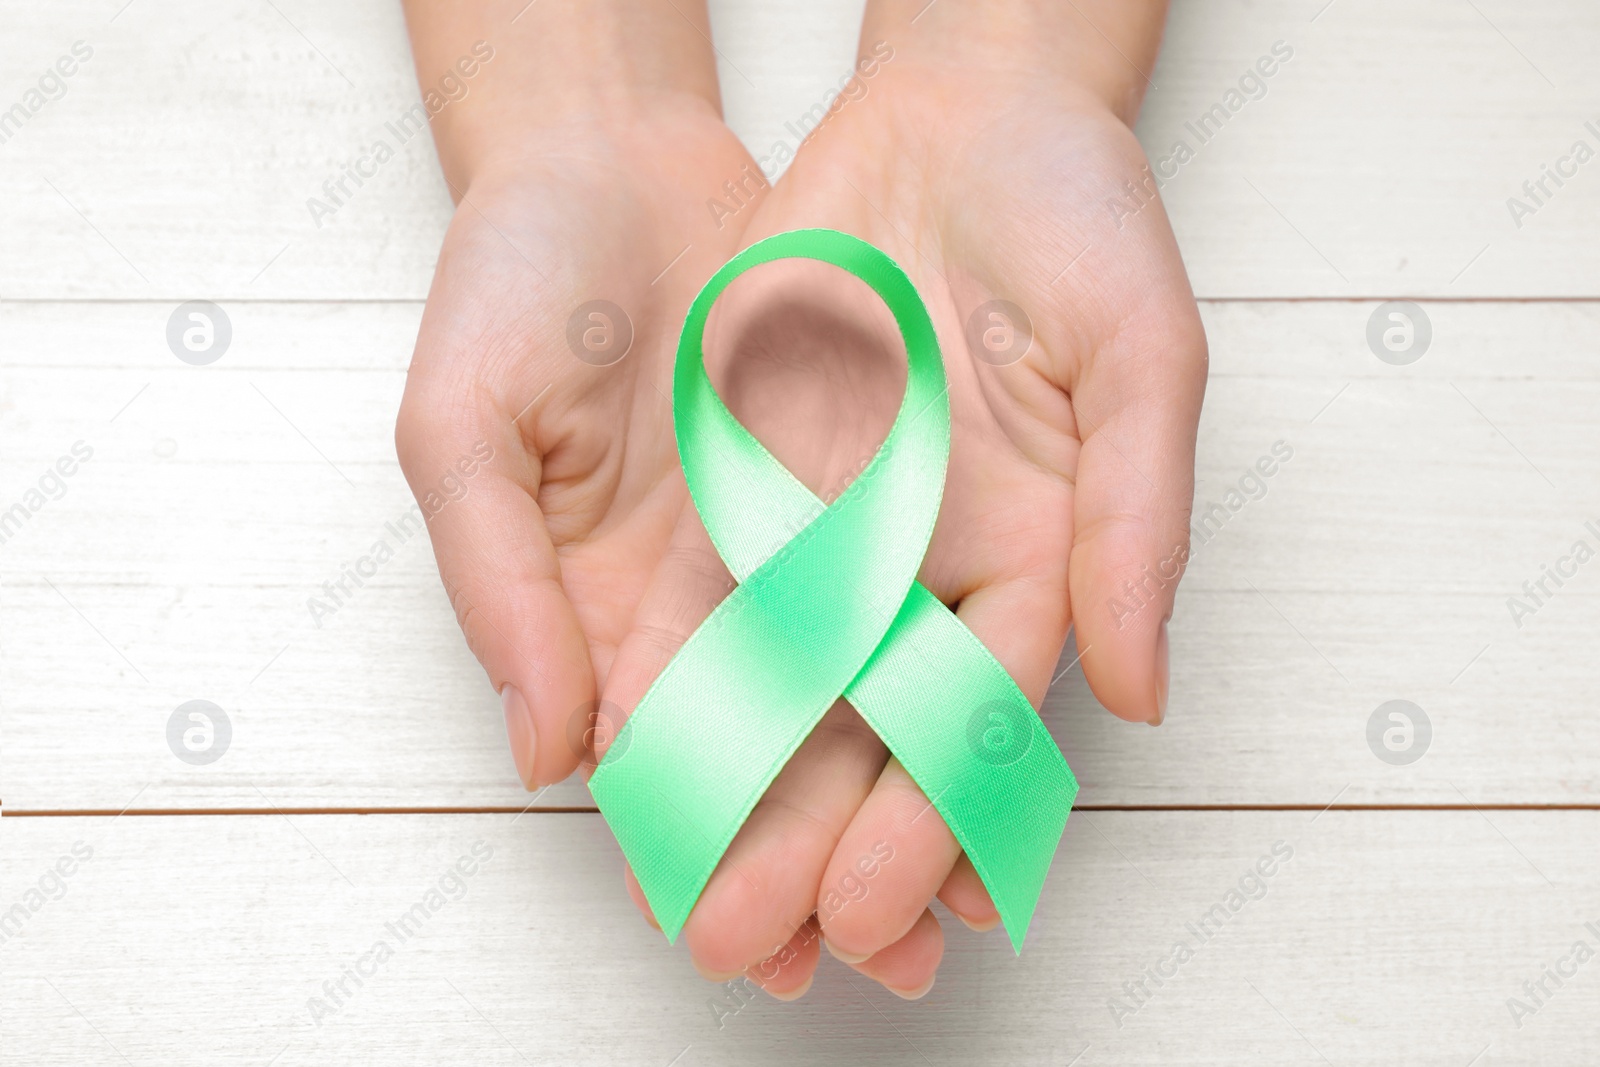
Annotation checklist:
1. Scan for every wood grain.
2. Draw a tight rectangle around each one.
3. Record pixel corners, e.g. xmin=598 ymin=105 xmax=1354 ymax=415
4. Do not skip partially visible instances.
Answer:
xmin=4 ymin=811 xmax=1595 ymax=1066
xmin=4 ymin=1 xmax=1597 ymax=1061
xmin=2 ymin=0 xmax=1598 ymax=299
xmin=4 ymin=300 xmax=1596 ymax=810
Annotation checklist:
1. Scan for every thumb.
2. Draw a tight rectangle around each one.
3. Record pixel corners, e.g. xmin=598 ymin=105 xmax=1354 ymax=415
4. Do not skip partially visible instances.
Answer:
xmin=396 ymin=383 xmax=595 ymax=788
xmin=1066 ymin=302 xmax=1207 ymax=724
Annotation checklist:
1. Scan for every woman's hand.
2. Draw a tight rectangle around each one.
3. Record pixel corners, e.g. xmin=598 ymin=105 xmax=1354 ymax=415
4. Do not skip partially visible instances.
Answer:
xmin=598 ymin=0 xmax=1206 ymax=996
xmin=395 ymin=0 xmax=764 ymax=787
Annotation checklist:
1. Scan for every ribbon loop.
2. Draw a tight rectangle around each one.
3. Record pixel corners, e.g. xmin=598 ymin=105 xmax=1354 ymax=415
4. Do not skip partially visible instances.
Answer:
xmin=589 ymin=229 xmax=1077 ymax=952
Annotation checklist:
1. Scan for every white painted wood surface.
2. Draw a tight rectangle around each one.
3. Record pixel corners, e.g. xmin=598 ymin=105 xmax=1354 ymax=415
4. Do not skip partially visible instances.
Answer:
xmin=5 ymin=812 xmax=1597 ymax=1066
xmin=3 ymin=299 xmax=1596 ymax=809
xmin=2 ymin=0 xmax=1598 ymax=299
xmin=3 ymin=0 xmax=1598 ymax=1062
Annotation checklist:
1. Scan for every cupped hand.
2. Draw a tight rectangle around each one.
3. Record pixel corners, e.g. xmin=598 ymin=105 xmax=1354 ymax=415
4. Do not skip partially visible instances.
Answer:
xmin=598 ymin=53 xmax=1206 ymax=997
xmin=395 ymin=103 xmax=762 ymax=789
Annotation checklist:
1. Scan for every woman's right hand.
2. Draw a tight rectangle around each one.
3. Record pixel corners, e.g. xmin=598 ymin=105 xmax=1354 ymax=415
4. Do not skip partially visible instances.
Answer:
xmin=395 ymin=0 xmax=765 ymax=786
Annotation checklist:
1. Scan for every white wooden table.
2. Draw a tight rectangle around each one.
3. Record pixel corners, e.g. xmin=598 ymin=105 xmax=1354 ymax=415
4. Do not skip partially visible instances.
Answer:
xmin=4 ymin=1 xmax=1598 ymax=1063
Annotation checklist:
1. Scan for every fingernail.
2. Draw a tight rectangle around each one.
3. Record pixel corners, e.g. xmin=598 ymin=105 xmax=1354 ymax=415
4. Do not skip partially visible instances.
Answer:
xmin=1151 ymin=622 xmax=1169 ymax=726
xmin=956 ymin=912 xmax=1001 ymax=933
xmin=887 ymin=975 xmax=936 ymax=1001
xmin=824 ymin=937 xmax=871 ymax=965
xmin=766 ymin=974 xmax=814 ymax=1002
xmin=501 ymin=684 xmax=538 ymax=788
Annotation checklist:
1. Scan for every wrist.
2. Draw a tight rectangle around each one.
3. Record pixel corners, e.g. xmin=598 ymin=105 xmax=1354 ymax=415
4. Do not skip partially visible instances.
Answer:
xmin=402 ymin=0 xmax=723 ymax=191
xmin=859 ymin=0 xmax=1167 ymax=126
xmin=437 ymin=89 xmax=725 ymax=195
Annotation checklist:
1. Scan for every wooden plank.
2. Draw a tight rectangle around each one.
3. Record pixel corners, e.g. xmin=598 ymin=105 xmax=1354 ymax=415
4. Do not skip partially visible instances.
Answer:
xmin=4 ymin=299 xmax=1597 ymax=809
xmin=1148 ymin=0 xmax=1600 ymax=298
xmin=2 ymin=0 xmax=1598 ymax=299
xmin=6 ymin=298 xmax=1599 ymax=588
xmin=3 ymin=811 xmax=1596 ymax=1064
xmin=4 ymin=576 xmax=1596 ymax=810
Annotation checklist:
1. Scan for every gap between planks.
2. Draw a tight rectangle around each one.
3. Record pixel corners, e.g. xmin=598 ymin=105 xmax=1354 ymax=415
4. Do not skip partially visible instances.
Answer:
xmin=8 ymin=803 xmax=1600 ymax=817
xmin=7 ymin=296 xmax=1600 ymax=306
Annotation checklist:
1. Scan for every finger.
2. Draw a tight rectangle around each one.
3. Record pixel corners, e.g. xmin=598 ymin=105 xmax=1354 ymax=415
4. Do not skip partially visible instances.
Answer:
xmin=622 ymin=864 xmax=660 ymax=931
xmin=937 ymin=854 xmax=999 ymax=931
xmin=599 ymin=498 xmax=734 ymax=933
xmin=680 ymin=699 xmax=885 ymax=976
xmin=592 ymin=498 xmax=734 ymax=754
xmin=600 ymin=501 xmax=889 ymax=967
xmin=745 ymin=916 xmax=823 ymax=1001
xmin=818 ymin=569 xmax=1072 ymax=958
xmin=395 ymin=380 xmax=594 ymax=789
xmin=1065 ymin=301 xmax=1207 ymax=723
xmin=828 ymin=908 xmax=943 ymax=1000
xmin=815 ymin=758 xmax=954 ymax=960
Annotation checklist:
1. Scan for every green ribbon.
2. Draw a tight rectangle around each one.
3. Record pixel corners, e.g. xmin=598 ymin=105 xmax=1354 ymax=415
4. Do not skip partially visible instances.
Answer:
xmin=589 ymin=229 xmax=1077 ymax=953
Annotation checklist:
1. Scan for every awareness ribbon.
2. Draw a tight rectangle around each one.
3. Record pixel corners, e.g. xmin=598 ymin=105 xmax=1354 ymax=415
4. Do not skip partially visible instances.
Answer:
xmin=589 ymin=229 xmax=1077 ymax=952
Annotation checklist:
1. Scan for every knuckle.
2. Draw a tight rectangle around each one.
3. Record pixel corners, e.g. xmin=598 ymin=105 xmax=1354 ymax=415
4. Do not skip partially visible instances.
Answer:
xmin=393 ymin=389 xmax=451 ymax=477
xmin=447 ymin=584 xmax=489 ymax=663
xmin=628 ymin=621 xmax=693 ymax=669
